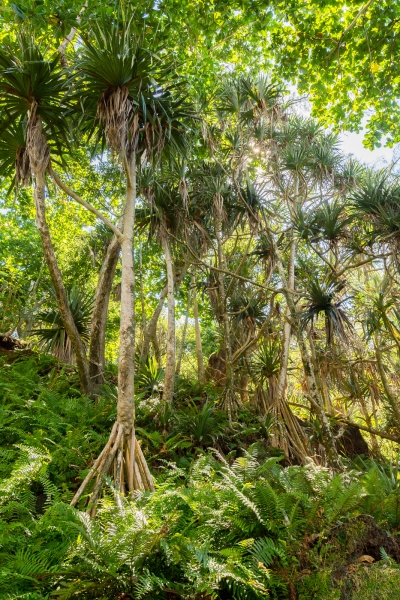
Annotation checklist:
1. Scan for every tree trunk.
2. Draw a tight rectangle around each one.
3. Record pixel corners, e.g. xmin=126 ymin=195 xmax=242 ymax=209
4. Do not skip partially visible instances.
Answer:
xmin=139 ymin=241 xmax=146 ymax=344
xmin=117 ymin=155 xmax=136 ymax=432
xmin=176 ymin=289 xmax=191 ymax=377
xmin=192 ymin=273 xmax=205 ymax=385
xmin=295 ymin=326 xmax=342 ymax=469
xmin=160 ymin=227 xmax=175 ymax=404
xmin=213 ymin=195 xmax=237 ymax=420
xmin=141 ymin=285 xmax=168 ymax=362
xmin=34 ymin=173 xmax=92 ymax=395
xmin=89 ymin=234 xmax=121 ymax=384
xmin=275 ymin=238 xmax=296 ymax=405
xmin=140 ymin=262 xmax=188 ymax=362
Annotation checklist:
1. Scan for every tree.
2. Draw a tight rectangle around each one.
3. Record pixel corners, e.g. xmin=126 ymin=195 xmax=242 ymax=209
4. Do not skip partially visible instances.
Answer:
xmin=64 ymin=20 xmax=192 ymax=505
xmin=0 ymin=37 xmax=93 ymax=394
xmin=270 ymin=0 xmax=400 ymax=148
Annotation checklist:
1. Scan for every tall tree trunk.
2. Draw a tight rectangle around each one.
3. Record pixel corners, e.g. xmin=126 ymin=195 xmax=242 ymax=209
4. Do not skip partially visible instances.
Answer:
xmin=275 ymin=238 xmax=296 ymax=405
xmin=34 ymin=173 xmax=92 ymax=395
xmin=140 ymin=262 xmax=188 ymax=362
xmin=117 ymin=155 xmax=136 ymax=432
xmin=89 ymin=234 xmax=120 ymax=384
xmin=160 ymin=227 xmax=175 ymax=404
xmin=176 ymin=289 xmax=191 ymax=377
xmin=295 ymin=326 xmax=341 ymax=469
xmin=213 ymin=195 xmax=237 ymax=420
xmin=139 ymin=241 xmax=146 ymax=343
xmin=141 ymin=285 xmax=168 ymax=362
xmin=71 ymin=155 xmax=154 ymax=510
xmin=192 ymin=273 xmax=205 ymax=385
xmin=151 ymin=331 xmax=161 ymax=365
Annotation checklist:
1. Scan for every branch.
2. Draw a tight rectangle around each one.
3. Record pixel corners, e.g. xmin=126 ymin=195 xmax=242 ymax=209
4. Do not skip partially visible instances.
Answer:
xmin=49 ymin=167 xmax=125 ymax=244
xmin=326 ymin=0 xmax=376 ymax=60
xmin=289 ymin=401 xmax=400 ymax=443
xmin=169 ymin=232 xmax=275 ymax=292
xmin=335 ymin=418 xmax=400 ymax=444
xmin=58 ymin=1 xmax=88 ymax=66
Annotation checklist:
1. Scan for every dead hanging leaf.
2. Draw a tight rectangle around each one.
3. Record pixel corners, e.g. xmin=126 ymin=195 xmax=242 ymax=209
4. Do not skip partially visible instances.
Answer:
xmin=357 ymin=555 xmax=375 ymax=563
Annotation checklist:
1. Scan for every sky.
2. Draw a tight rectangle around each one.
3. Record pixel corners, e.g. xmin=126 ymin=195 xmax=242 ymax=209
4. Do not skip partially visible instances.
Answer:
xmin=340 ymin=130 xmax=394 ymax=167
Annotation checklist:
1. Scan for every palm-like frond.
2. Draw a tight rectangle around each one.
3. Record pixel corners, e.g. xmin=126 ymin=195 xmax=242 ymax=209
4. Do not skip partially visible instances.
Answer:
xmin=32 ymin=287 xmax=92 ymax=363
xmin=252 ymin=340 xmax=281 ymax=384
xmin=74 ymin=20 xmax=193 ymax=158
xmin=312 ymin=199 xmax=353 ymax=244
xmin=0 ymin=38 xmax=67 ymax=125
xmin=0 ymin=118 xmax=30 ymax=186
xmin=309 ymin=134 xmax=342 ymax=176
xmin=137 ymin=180 xmax=183 ymax=240
xmin=351 ymin=171 xmax=400 ymax=247
xmin=0 ymin=36 xmax=69 ymax=180
xmin=300 ymin=277 xmax=353 ymax=345
xmin=229 ymin=293 xmax=266 ymax=329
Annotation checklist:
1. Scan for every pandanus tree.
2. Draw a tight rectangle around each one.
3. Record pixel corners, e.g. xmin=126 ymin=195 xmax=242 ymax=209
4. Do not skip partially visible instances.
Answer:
xmin=262 ymin=120 xmax=347 ymax=468
xmin=0 ymin=37 xmax=93 ymax=395
xmin=64 ymin=21 xmax=192 ymax=506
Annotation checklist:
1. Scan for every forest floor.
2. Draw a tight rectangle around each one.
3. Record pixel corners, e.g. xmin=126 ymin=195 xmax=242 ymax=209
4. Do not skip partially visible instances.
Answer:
xmin=1 ymin=349 xmax=400 ymax=599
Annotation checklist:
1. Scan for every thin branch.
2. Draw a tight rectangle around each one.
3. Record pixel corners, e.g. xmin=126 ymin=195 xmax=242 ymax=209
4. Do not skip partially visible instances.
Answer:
xmin=326 ymin=0 xmax=376 ymax=60
xmin=49 ymin=167 xmax=125 ymax=244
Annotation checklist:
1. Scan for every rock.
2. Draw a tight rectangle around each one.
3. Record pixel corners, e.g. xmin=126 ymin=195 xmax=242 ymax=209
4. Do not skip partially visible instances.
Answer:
xmin=335 ymin=423 xmax=370 ymax=457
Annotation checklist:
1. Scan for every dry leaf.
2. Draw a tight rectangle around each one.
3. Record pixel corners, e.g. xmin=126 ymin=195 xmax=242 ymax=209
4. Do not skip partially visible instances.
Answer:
xmin=357 ymin=555 xmax=375 ymax=563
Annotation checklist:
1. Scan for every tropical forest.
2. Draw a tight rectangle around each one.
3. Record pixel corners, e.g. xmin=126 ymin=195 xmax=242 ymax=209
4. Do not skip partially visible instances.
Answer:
xmin=2 ymin=1 xmax=400 ymax=598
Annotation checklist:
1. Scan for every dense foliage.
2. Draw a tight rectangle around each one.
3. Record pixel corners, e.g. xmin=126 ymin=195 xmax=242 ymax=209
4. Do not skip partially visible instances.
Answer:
xmin=1 ymin=355 xmax=400 ymax=599
xmin=1 ymin=2 xmax=400 ymax=599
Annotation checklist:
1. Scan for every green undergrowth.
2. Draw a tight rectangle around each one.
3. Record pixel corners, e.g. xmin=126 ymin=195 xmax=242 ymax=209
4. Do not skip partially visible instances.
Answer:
xmin=1 ymin=353 xmax=400 ymax=599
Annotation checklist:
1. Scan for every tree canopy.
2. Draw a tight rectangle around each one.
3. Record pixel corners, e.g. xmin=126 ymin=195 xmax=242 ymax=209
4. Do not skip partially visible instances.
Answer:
xmin=1 ymin=2 xmax=400 ymax=599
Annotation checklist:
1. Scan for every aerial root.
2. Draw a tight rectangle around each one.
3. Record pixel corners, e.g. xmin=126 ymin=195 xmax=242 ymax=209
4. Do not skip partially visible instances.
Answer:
xmin=219 ymin=387 xmax=242 ymax=425
xmin=70 ymin=421 xmax=154 ymax=515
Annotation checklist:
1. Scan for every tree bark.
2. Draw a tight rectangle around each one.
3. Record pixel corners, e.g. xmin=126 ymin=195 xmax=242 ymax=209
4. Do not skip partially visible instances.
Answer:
xmin=89 ymin=234 xmax=121 ymax=384
xmin=141 ymin=285 xmax=168 ymax=361
xmin=160 ymin=227 xmax=175 ymax=404
xmin=213 ymin=195 xmax=237 ymax=420
xmin=34 ymin=173 xmax=92 ymax=395
xmin=192 ymin=273 xmax=205 ymax=385
xmin=117 ymin=155 xmax=136 ymax=432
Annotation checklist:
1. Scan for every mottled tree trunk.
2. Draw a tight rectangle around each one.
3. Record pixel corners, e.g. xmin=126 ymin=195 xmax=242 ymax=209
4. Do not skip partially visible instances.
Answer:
xmin=117 ymin=156 xmax=136 ymax=432
xmin=34 ymin=173 xmax=92 ymax=395
xmin=273 ymin=238 xmax=341 ymax=469
xmin=141 ymin=263 xmax=188 ymax=362
xmin=141 ymin=285 xmax=168 ymax=362
xmin=213 ymin=195 xmax=237 ymax=420
xmin=71 ymin=155 xmax=154 ymax=510
xmin=275 ymin=238 xmax=296 ymax=405
xmin=89 ymin=234 xmax=120 ymax=384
